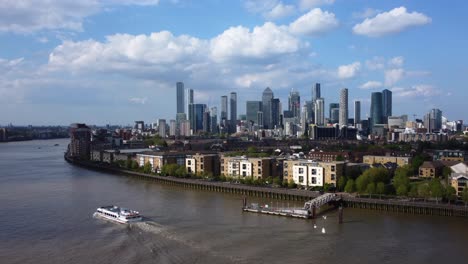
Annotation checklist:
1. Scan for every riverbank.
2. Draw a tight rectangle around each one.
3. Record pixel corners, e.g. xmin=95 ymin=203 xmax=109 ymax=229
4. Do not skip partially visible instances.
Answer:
xmin=65 ymin=155 xmax=468 ymax=218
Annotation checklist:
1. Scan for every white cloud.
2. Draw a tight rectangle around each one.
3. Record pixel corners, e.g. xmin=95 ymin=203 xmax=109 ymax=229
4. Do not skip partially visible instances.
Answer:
xmin=129 ymin=97 xmax=148 ymax=104
xmin=360 ymin=81 xmax=383 ymax=89
xmin=299 ymin=0 xmax=335 ymax=11
xmin=210 ymin=22 xmax=301 ymax=62
xmin=352 ymin=8 xmax=381 ymax=19
xmin=0 ymin=0 xmax=160 ymax=33
xmin=365 ymin=56 xmax=385 ymax=70
xmin=388 ymin=56 xmax=404 ymax=68
xmin=392 ymin=85 xmax=440 ymax=98
xmin=353 ymin=6 xmax=431 ymax=37
xmin=265 ymin=3 xmax=296 ymax=20
xmin=289 ymin=8 xmax=339 ymax=36
xmin=385 ymin=68 xmax=405 ymax=86
xmin=337 ymin=62 xmax=361 ymax=79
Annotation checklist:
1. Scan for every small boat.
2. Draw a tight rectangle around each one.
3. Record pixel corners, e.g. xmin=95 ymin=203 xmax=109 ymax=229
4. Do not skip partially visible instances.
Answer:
xmin=94 ymin=205 xmax=143 ymax=224
xmin=313 ymin=224 xmax=317 ymax=229
xmin=322 ymin=215 xmax=327 ymax=220
xmin=322 ymin=227 xmax=326 ymax=234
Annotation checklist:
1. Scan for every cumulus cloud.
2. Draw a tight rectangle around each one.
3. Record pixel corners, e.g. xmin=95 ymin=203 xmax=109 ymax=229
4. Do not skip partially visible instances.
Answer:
xmin=385 ymin=68 xmax=405 ymax=86
xmin=392 ymin=85 xmax=440 ymax=98
xmin=352 ymin=8 xmax=381 ymax=19
xmin=360 ymin=81 xmax=383 ymax=89
xmin=388 ymin=56 xmax=404 ymax=68
xmin=299 ymin=0 xmax=335 ymax=10
xmin=337 ymin=62 xmax=361 ymax=79
xmin=0 ymin=0 xmax=160 ymax=33
xmin=365 ymin=56 xmax=385 ymax=70
xmin=265 ymin=3 xmax=296 ymax=20
xmin=353 ymin=6 xmax=431 ymax=37
xmin=129 ymin=97 xmax=148 ymax=104
xmin=289 ymin=8 xmax=339 ymax=36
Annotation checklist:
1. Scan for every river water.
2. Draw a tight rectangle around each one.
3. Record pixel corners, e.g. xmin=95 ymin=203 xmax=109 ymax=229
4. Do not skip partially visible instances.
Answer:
xmin=1 ymin=139 xmax=467 ymax=264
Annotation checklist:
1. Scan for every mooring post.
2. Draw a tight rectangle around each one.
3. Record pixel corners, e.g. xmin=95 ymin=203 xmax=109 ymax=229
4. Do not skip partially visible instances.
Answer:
xmin=243 ymin=197 xmax=247 ymax=209
xmin=338 ymin=206 xmax=343 ymax=224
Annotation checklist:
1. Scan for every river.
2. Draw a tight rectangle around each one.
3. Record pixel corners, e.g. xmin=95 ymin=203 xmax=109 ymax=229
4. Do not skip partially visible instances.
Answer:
xmin=1 ymin=139 xmax=467 ymax=264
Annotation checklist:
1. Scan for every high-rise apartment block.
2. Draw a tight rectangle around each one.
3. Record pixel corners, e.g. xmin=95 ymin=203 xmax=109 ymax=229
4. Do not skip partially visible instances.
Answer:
xmin=339 ymin=88 xmax=348 ymax=127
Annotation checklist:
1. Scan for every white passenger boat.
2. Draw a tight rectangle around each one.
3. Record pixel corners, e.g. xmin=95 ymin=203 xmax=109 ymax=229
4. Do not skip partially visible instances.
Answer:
xmin=94 ymin=205 xmax=143 ymax=224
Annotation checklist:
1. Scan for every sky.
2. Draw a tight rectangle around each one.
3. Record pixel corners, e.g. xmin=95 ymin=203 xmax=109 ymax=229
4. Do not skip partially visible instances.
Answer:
xmin=1 ymin=0 xmax=467 ymax=126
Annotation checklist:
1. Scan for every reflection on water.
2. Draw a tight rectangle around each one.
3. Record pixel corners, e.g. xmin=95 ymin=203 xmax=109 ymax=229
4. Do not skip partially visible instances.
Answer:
xmin=1 ymin=139 xmax=468 ymax=264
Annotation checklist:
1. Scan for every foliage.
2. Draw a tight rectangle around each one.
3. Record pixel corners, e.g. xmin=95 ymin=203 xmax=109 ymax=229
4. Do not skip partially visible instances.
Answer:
xmin=408 ymin=184 xmax=419 ymax=198
xmin=287 ymin=179 xmax=297 ymax=189
xmin=393 ymin=165 xmax=411 ymax=194
xmin=143 ymin=161 xmax=152 ymax=174
xmin=429 ymin=178 xmax=445 ymax=203
xmin=396 ymin=185 xmax=408 ymax=196
xmin=445 ymin=186 xmax=456 ymax=203
xmin=366 ymin=182 xmax=376 ymax=198
xmin=344 ymin=179 xmax=355 ymax=193
xmin=272 ymin=177 xmax=282 ymax=187
xmin=355 ymin=167 xmax=390 ymax=194
xmin=144 ymin=135 xmax=168 ymax=147
xmin=337 ymin=176 xmax=347 ymax=192
xmin=376 ymin=182 xmax=385 ymax=198
xmin=323 ymin=183 xmax=332 ymax=192
xmin=418 ymin=183 xmax=430 ymax=201
xmin=411 ymin=154 xmax=428 ymax=174
xmin=335 ymin=154 xmax=345 ymax=161
xmin=131 ymin=160 xmax=139 ymax=170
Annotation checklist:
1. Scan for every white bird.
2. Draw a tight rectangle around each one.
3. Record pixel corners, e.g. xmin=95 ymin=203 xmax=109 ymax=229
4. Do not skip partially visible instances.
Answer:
xmin=322 ymin=227 xmax=326 ymax=234
xmin=322 ymin=215 xmax=327 ymax=220
xmin=313 ymin=224 xmax=317 ymax=229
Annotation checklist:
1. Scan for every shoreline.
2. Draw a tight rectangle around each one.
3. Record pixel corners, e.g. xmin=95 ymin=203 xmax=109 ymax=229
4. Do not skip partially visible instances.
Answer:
xmin=65 ymin=155 xmax=468 ymax=218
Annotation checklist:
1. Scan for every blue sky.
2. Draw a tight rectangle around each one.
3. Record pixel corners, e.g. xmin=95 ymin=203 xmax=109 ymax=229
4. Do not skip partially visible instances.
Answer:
xmin=0 ymin=0 xmax=467 ymax=126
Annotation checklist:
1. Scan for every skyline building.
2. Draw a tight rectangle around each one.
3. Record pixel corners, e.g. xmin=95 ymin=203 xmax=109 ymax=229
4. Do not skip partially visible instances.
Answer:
xmin=210 ymin=107 xmax=218 ymax=133
xmin=271 ymin=98 xmax=281 ymax=128
xmin=424 ymin=108 xmax=442 ymax=132
xmin=176 ymin=82 xmax=184 ymax=114
xmin=305 ymin=100 xmax=314 ymax=123
xmin=370 ymin=92 xmax=383 ymax=132
xmin=169 ymin=119 xmax=176 ymax=136
xmin=313 ymin=83 xmax=321 ymax=102
xmin=246 ymin=101 xmax=263 ymax=125
xmin=382 ymin=89 xmax=392 ymax=120
xmin=220 ymin=96 xmax=228 ymax=121
xmin=329 ymin=103 xmax=339 ymax=123
xmin=354 ymin=100 xmax=361 ymax=126
xmin=315 ymin=98 xmax=325 ymax=126
xmin=230 ymin=92 xmax=237 ymax=133
xmin=158 ymin=119 xmax=166 ymax=138
xmin=288 ymin=89 xmax=301 ymax=120
xmin=262 ymin=87 xmax=274 ymax=129
xmin=190 ymin=104 xmax=206 ymax=133
xmin=185 ymin=88 xmax=193 ymax=116
xmin=339 ymin=88 xmax=348 ymax=127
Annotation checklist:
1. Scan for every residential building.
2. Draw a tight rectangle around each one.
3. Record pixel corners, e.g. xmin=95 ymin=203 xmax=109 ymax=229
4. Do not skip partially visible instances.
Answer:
xmin=308 ymin=151 xmax=351 ymax=162
xmin=220 ymin=156 xmax=273 ymax=180
xmin=185 ymin=153 xmax=220 ymax=177
xmin=433 ymin=150 xmax=467 ymax=162
xmin=185 ymin=88 xmax=193 ymax=116
xmin=220 ymin=96 xmax=228 ymax=121
xmin=230 ymin=92 xmax=237 ymax=133
xmin=313 ymin=83 xmax=321 ymax=102
xmin=158 ymin=119 xmax=166 ymax=138
xmin=169 ymin=120 xmax=176 ymax=136
xmin=136 ymin=152 xmax=186 ymax=173
xmin=271 ymin=98 xmax=281 ymax=128
xmin=69 ymin=123 xmax=91 ymax=160
xmin=339 ymin=88 xmax=348 ymax=127
xmin=450 ymin=174 xmax=468 ymax=199
xmin=363 ymin=155 xmax=411 ymax=167
xmin=283 ymin=159 xmax=345 ymax=187
xmin=210 ymin=107 xmax=218 ymax=133
xmin=314 ymin=98 xmax=325 ymax=126
xmin=354 ymin=100 xmax=361 ymax=126
xmin=419 ymin=161 xmax=443 ymax=178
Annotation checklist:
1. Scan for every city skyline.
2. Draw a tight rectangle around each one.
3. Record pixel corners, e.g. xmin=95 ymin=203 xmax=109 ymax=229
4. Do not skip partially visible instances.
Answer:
xmin=1 ymin=1 xmax=467 ymax=125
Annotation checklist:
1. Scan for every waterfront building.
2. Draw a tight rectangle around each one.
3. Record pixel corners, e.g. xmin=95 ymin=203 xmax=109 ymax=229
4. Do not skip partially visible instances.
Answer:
xmin=262 ymin=87 xmax=274 ymax=128
xmin=136 ymin=152 xmax=186 ymax=173
xmin=339 ymin=88 xmax=348 ymax=127
xmin=246 ymin=101 xmax=262 ymax=125
xmin=370 ymin=92 xmax=383 ymax=133
xmin=283 ymin=159 xmax=345 ymax=187
xmin=69 ymin=123 xmax=92 ymax=160
xmin=433 ymin=150 xmax=467 ymax=162
xmin=288 ymin=89 xmax=301 ymax=120
xmin=419 ymin=161 xmax=443 ymax=178
xmin=450 ymin=173 xmax=468 ymax=199
xmin=354 ymin=100 xmax=361 ymax=126
xmin=382 ymin=89 xmax=392 ymax=121
xmin=314 ymin=98 xmax=325 ymax=126
xmin=176 ymin=82 xmax=185 ymax=114
xmin=363 ymin=155 xmax=411 ymax=167
xmin=220 ymin=156 xmax=273 ymax=180
xmin=158 ymin=119 xmax=166 ymax=138
xmin=230 ymin=92 xmax=237 ymax=133
xmin=185 ymin=153 xmax=220 ymax=177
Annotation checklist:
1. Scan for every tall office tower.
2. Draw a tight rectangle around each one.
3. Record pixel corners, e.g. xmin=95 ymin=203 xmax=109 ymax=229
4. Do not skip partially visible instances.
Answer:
xmin=169 ymin=120 xmax=176 ymax=136
xmin=329 ymin=103 xmax=339 ymax=123
xmin=246 ymin=101 xmax=263 ymax=124
xmin=313 ymin=83 xmax=321 ymax=102
xmin=301 ymin=105 xmax=308 ymax=134
xmin=190 ymin=104 xmax=206 ymax=133
xmin=288 ymin=89 xmax=301 ymax=119
xmin=185 ymin=88 xmax=194 ymax=116
xmin=382 ymin=89 xmax=392 ymax=120
xmin=176 ymin=82 xmax=185 ymax=114
xmin=158 ymin=119 xmax=166 ymax=138
xmin=220 ymin=96 xmax=228 ymax=120
xmin=314 ymin=98 xmax=325 ymax=126
xmin=370 ymin=92 xmax=383 ymax=131
xmin=271 ymin=98 xmax=281 ymax=128
xmin=354 ymin=100 xmax=361 ymax=126
xmin=339 ymin=88 xmax=348 ymax=127
xmin=262 ymin=87 xmax=274 ymax=128
xmin=202 ymin=110 xmax=211 ymax=133
xmin=257 ymin=111 xmax=264 ymax=127
xmin=230 ymin=92 xmax=237 ymax=133
xmin=305 ymin=100 xmax=314 ymax=123
xmin=210 ymin=107 xmax=218 ymax=133
xmin=424 ymin=108 xmax=442 ymax=132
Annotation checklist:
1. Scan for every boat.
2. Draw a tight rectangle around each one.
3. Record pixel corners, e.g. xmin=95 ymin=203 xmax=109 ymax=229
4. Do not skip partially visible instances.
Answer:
xmin=94 ymin=205 xmax=143 ymax=224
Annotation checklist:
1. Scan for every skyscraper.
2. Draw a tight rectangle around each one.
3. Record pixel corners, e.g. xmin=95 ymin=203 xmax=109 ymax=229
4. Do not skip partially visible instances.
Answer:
xmin=190 ymin=104 xmax=206 ymax=133
xmin=305 ymin=100 xmax=314 ymax=123
xmin=262 ymin=87 xmax=274 ymax=128
xmin=424 ymin=108 xmax=442 ymax=132
xmin=246 ymin=101 xmax=262 ymax=124
xmin=210 ymin=107 xmax=218 ymax=133
xmin=158 ymin=119 xmax=166 ymax=138
xmin=313 ymin=83 xmax=321 ymax=102
xmin=339 ymin=88 xmax=348 ymax=127
xmin=288 ymin=89 xmax=301 ymax=119
xmin=329 ymin=103 xmax=339 ymax=123
xmin=185 ymin=88 xmax=193 ymax=116
xmin=370 ymin=92 xmax=383 ymax=131
xmin=176 ymin=82 xmax=184 ymax=114
xmin=230 ymin=92 xmax=237 ymax=132
xmin=354 ymin=100 xmax=361 ymax=126
xmin=220 ymin=96 xmax=228 ymax=121
xmin=271 ymin=98 xmax=281 ymax=128
xmin=315 ymin=98 xmax=325 ymax=126
xmin=382 ymin=89 xmax=392 ymax=120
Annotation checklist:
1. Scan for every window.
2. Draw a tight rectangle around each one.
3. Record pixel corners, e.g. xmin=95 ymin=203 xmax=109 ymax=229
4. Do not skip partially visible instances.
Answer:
xmin=200 ymin=164 xmax=204 ymax=170
xmin=187 ymin=160 xmax=191 ymax=165
xmin=284 ymin=171 xmax=288 ymax=176
xmin=242 ymin=164 xmax=247 ymax=169
xmin=311 ymin=169 xmax=316 ymax=175
xmin=258 ymin=161 xmax=261 ymax=166
xmin=200 ymin=158 xmax=204 ymax=162
xmin=299 ymin=176 xmax=304 ymax=183
xmin=312 ymin=177 xmax=317 ymax=184
xmin=331 ymin=174 xmax=335 ymax=180
xmin=331 ymin=166 xmax=335 ymax=172
xmin=284 ymin=163 xmax=288 ymax=168
xmin=299 ymin=168 xmax=304 ymax=174
xmin=258 ymin=169 xmax=261 ymax=174
xmin=242 ymin=172 xmax=247 ymax=177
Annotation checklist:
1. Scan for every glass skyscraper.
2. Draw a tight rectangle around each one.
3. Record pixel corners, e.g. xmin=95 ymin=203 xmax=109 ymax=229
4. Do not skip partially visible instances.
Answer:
xmin=382 ymin=89 xmax=392 ymax=119
xmin=176 ymin=82 xmax=184 ymax=114
xmin=246 ymin=101 xmax=262 ymax=124
xmin=370 ymin=92 xmax=383 ymax=131
xmin=262 ymin=87 xmax=274 ymax=128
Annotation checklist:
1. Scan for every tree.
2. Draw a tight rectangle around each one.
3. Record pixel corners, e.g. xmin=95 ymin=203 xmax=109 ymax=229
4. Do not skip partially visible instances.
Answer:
xmin=462 ymin=188 xmax=468 ymax=207
xmin=376 ymin=182 xmax=385 ymax=199
xmin=418 ymin=183 xmax=430 ymax=201
xmin=337 ymin=176 xmax=347 ymax=192
xmin=344 ymin=179 xmax=355 ymax=193
xmin=429 ymin=178 xmax=445 ymax=203
xmin=175 ymin=165 xmax=186 ymax=178
xmin=396 ymin=185 xmax=408 ymax=196
xmin=287 ymin=179 xmax=297 ymax=189
xmin=131 ymin=160 xmax=139 ymax=170
xmin=408 ymin=184 xmax=419 ymax=200
xmin=143 ymin=161 xmax=152 ymax=174
xmin=445 ymin=186 xmax=456 ymax=204
xmin=323 ymin=183 xmax=331 ymax=192
xmin=336 ymin=154 xmax=345 ymax=161
xmin=393 ymin=166 xmax=411 ymax=195
xmin=247 ymin=146 xmax=257 ymax=153
xmin=355 ymin=174 xmax=371 ymax=194
xmin=411 ymin=154 xmax=426 ymax=174
xmin=366 ymin=182 xmax=376 ymax=198
xmin=273 ymin=177 xmax=282 ymax=187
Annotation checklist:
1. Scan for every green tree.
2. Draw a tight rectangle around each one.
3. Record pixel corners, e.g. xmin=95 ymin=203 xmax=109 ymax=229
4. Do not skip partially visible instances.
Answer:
xmin=429 ymin=178 xmax=445 ymax=203
xmin=287 ymin=179 xmax=297 ymax=189
xmin=366 ymin=182 xmax=376 ymax=198
xmin=408 ymin=184 xmax=419 ymax=200
xmin=462 ymin=188 xmax=468 ymax=207
xmin=393 ymin=166 xmax=411 ymax=195
xmin=272 ymin=177 xmax=282 ymax=187
xmin=445 ymin=186 xmax=456 ymax=204
xmin=131 ymin=160 xmax=139 ymax=170
xmin=336 ymin=154 xmax=345 ymax=161
xmin=418 ymin=183 xmax=430 ymax=201
xmin=143 ymin=161 xmax=152 ymax=174
xmin=247 ymin=146 xmax=257 ymax=153
xmin=175 ymin=165 xmax=186 ymax=178
xmin=411 ymin=154 xmax=426 ymax=174
xmin=396 ymin=185 xmax=408 ymax=196
xmin=323 ymin=183 xmax=331 ymax=192
xmin=344 ymin=179 xmax=355 ymax=193
xmin=376 ymin=182 xmax=385 ymax=199
xmin=337 ymin=176 xmax=347 ymax=192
